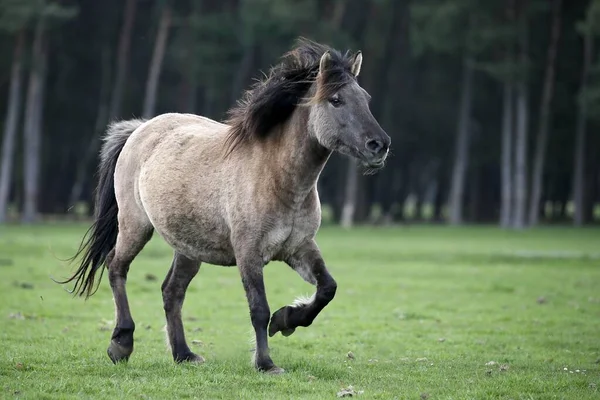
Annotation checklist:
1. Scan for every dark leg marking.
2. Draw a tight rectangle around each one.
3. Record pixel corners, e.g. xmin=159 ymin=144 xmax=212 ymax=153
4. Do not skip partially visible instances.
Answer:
xmin=269 ymin=241 xmax=337 ymax=337
xmin=162 ymin=253 xmax=203 ymax=363
xmin=238 ymin=255 xmax=283 ymax=374
xmin=106 ymin=227 xmax=153 ymax=364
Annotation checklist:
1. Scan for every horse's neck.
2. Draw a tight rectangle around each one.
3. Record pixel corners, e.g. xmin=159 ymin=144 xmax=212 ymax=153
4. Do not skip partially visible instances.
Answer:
xmin=267 ymin=108 xmax=331 ymax=205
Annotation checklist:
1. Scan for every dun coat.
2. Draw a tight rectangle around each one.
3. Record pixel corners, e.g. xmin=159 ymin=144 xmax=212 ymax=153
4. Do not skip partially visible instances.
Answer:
xmin=57 ymin=38 xmax=390 ymax=374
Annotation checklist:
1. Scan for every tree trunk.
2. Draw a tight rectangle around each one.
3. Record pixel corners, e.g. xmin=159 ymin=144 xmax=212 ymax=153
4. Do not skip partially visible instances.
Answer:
xmin=499 ymin=81 xmax=514 ymax=228
xmin=22 ymin=19 xmax=47 ymax=223
xmin=178 ymin=7 xmax=199 ymax=113
xmin=467 ymin=167 xmax=480 ymax=222
xmin=512 ymin=85 xmax=529 ymax=229
xmin=512 ymin=6 xmax=529 ymax=230
xmin=573 ymin=30 xmax=593 ymax=226
xmin=340 ymin=158 xmax=358 ymax=228
xmin=334 ymin=0 xmax=361 ymax=228
xmin=340 ymin=0 xmax=404 ymax=227
xmin=68 ymin=45 xmax=112 ymax=211
xmin=229 ymin=44 xmax=256 ymax=106
xmin=108 ymin=0 xmax=137 ymax=120
xmin=369 ymin=0 xmax=401 ymax=121
xmin=583 ymin=168 xmax=595 ymax=223
xmin=0 ymin=31 xmax=25 ymax=223
xmin=143 ymin=3 xmax=171 ymax=118
xmin=447 ymin=56 xmax=474 ymax=225
xmin=433 ymin=168 xmax=448 ymax=222
xmin=528 ymin=0 xmax=562 ymax=226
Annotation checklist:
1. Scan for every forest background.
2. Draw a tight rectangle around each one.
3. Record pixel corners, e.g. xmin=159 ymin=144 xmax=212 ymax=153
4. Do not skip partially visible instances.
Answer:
xmin=0 ymin=0 xmax=599 ymax=229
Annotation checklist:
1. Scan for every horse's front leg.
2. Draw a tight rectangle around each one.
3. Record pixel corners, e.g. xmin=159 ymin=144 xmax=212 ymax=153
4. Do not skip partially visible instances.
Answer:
xmin=269 ymin=240 xmax=337 ymax=337
xmin=237 ymin=253 xmax=284 ymax=374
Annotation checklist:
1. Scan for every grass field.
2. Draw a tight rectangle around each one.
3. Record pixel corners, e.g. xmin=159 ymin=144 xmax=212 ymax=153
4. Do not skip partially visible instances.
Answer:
xmin=0 ymin=223 xmax=599 ymax=399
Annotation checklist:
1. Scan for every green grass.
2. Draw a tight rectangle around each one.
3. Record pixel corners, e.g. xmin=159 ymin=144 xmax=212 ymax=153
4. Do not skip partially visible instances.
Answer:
xmin=0 ymin=224 xmax=599 ymax=399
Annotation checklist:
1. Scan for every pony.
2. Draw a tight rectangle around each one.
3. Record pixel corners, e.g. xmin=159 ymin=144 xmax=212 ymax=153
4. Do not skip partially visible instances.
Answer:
xmin=58 ymin=38 xmax=390 ymax=374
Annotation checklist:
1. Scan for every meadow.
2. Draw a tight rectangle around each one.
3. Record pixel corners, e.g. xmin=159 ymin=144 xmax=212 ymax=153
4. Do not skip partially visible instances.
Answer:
xmin=0 ymin=223 xmax=599 ymax=399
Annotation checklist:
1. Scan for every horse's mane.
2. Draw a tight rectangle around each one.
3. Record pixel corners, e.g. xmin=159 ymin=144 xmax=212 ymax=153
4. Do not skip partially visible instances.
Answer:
xmin=224 ymin=38 xmax=356 ymax=154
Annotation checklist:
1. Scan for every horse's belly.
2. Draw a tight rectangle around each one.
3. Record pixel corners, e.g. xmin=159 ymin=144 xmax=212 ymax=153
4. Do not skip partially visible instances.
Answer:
xmin=152 ymin=213 xmax=236 ymax=266
xmin=165 ymin=233 xmax=236 ymax=266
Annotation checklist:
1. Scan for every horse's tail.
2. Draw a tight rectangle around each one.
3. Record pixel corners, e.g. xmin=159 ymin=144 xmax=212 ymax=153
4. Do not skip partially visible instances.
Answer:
xmin=57 ymin=119 xmax=146 ymax=299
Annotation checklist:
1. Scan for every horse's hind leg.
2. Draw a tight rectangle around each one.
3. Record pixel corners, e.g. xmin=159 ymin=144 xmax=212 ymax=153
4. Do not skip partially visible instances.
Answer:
xmin=106 ymin=220 xmax=153 ymax=363
xmin=161 ymin=253 xmax=203 ymax=363
xmin=269 ymin=240 xmax=337 ymax=337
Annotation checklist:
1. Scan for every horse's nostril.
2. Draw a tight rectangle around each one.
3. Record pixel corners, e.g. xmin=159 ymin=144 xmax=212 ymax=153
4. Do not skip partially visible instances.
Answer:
xmin=366 ymin=139 xmax=384 ymax=155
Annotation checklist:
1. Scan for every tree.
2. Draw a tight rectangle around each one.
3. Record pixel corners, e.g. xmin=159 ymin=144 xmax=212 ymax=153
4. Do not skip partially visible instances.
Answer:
xmin=499 ymin=80 xmax=514 ymax=228
xmin=447 ymin=53 xmax=474 ymax=225
xmin=511 ymin=0 xmax=530 ymax=230
xmin=21 ymin=16 xmax=47 ymax=223
xmin=108 ymin=0 xmax=137 ymax=121
xmin=412 ymin=0 xmax=482 ymax=225
xmin=528 ymin=0 xmax=562 ymax=226
xmin=19 ymin=1 xmax=77 ymax=223
xmin=143 ymin=1 xmax=172 ymax=118
xmin=0 ymin=31 xmax=25 ymax=222
xmin=65 ymin=0 xmax=135 ymax=214
xmin=573 ymin=0 xmax=600 ymax=226
xmin=0 ymin=0 xmax=46 ymax=222
xmin=67 ymin=45 xmax=112 ymax=211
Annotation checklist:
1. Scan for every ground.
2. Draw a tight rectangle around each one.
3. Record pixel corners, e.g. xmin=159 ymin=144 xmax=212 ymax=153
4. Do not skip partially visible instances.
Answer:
xmin=0 ymin=223 xmax=599 ymax=399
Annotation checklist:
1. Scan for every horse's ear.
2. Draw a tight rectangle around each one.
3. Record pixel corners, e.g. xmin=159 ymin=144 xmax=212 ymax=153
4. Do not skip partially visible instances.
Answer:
xmin=319 ymin=51 xmax=333 ymax=74
xmin=351 ymin=51 xmax=363 ymax=77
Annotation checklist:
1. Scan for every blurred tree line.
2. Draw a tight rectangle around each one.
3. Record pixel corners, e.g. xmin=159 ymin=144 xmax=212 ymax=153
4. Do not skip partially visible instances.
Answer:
xmin=0 ymin=0 xmax=598 ymax=228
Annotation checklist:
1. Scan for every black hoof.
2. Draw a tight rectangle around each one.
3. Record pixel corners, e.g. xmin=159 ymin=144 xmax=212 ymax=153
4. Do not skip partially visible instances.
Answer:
xmin=107 ymin=340 xmax=133 ymax=364
xmin=254 ymin=357 xmax=283 ymax=374
xmin=269 ymin=306 xmax=295 ymax=337
xmin=174 ymin=351 xmax=205 ymax=364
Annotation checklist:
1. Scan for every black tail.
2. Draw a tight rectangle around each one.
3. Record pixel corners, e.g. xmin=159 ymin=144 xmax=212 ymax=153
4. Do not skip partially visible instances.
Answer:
xmin=56 ymin=119 xmax=146 ymax=299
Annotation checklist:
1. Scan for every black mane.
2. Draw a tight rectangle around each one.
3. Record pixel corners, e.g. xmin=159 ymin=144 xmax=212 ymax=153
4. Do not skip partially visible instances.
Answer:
xmin=224 ymin=38 xmax=356 ymax=154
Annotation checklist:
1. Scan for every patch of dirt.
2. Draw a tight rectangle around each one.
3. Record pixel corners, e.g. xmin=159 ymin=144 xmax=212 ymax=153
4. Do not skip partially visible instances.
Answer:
xmin=337 ymin=385 xmax=363 ymax=397
xmin=9 ymin=312 xmax=25 ymax=320
xmin=13 ymin=281 xmax=34 ymax=290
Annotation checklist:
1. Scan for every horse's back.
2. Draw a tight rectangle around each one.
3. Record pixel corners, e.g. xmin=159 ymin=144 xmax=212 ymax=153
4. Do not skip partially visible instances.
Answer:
xmin=115 ymin=113 xmax=236 ymax=263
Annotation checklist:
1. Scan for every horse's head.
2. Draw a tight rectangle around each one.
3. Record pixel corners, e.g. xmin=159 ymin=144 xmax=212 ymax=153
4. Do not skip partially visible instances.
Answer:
xmin=309 ymin=51 xmax=390 ymax=169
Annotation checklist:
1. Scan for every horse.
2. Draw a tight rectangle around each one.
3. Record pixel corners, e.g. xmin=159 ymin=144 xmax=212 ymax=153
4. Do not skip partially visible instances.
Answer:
xmin=58 ymin=38 xmax=390 ymax=374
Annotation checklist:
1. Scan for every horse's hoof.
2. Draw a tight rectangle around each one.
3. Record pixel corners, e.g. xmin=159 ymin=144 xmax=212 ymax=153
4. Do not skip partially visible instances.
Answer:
xmin=175 ymin=352 xmax=205 ymax=364
xmin=107 ymin=341 xmax=133 ymax=364
xmin=264 ymin=366 xmax=285 ymax=375
xmin=269 ymin=306 xmax=294 ymax=337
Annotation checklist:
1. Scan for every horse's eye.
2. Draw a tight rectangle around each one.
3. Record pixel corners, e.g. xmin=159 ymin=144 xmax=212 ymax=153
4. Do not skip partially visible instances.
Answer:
xmin=329 ymin=95 xmax=342 ymax=107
